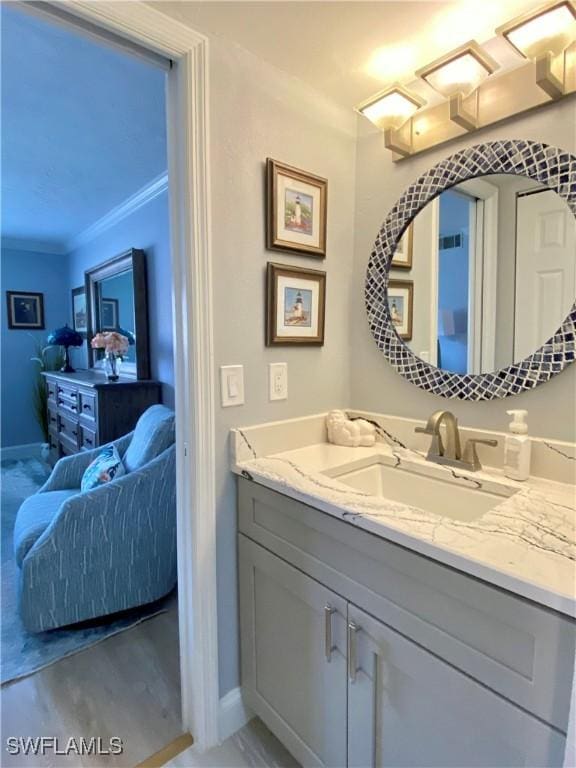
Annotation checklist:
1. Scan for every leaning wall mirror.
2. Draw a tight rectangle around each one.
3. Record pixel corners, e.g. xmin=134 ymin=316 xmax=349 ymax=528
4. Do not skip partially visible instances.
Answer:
xmin=85 ymin=248 xmax=150 ymax=380
xmin=366 ymin=140 xmax=576 ymax=400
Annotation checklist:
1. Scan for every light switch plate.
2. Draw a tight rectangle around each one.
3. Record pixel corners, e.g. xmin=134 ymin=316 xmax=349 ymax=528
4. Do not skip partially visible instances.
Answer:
xmin=220 ymin=365 xmax=245 ymax=407
xmin=269 ymin=362 xmax=288 ymax=401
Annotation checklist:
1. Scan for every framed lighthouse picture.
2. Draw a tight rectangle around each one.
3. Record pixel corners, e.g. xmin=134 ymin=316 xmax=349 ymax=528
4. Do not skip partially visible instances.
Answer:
xmin=266 ymin=262 xmax=326 ymax=345
xmin=266 ymin=159 xmax=327 ymax=258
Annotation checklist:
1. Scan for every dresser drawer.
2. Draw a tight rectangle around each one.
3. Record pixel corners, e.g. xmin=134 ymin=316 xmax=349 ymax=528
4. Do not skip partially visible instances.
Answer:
xmin=57 ymin=395 xmax=79 ymax=416
xmin=58 ymin=413 xmax=79 ymax=447
xmin=59 ymin=435 xmax=78 ymax=457
xmin=238 ymin=478 xmax=575 ymax=732
xmin=46 ymin=379 xmax=57 ymax=403
xmin=47 ymin=406 xmax=58 ymax=433
xmin=56 ymin=382 xmax=78 ymax=401
xmin=78 ymin=390 xmax=97 ymax=421
xmin=79 ymin=424 xmax=97 ymax=451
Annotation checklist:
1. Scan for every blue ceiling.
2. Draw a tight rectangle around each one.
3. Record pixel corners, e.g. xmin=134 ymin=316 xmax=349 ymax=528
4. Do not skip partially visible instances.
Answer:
xmin=1 ymin=5 xmax=167 ymax=251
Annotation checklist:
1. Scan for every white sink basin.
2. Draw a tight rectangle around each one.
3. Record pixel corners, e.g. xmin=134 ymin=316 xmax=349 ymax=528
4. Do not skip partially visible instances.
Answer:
xmin=328 ymin=460 xmax=517 ymax=522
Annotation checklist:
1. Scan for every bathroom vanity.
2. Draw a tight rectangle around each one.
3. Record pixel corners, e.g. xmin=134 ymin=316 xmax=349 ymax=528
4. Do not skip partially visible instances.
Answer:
xmin=234 ymin=139 xmax=576 ymax=767
xmin=233 ymin=413 xmax=576 ymax=768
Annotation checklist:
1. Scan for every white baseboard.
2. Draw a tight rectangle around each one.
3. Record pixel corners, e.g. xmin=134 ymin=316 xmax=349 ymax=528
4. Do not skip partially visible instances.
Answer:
xmin=218 ymin=687 xmax=252 ymax=742
xmin=0 ymin=442 xmax=44 ymax=462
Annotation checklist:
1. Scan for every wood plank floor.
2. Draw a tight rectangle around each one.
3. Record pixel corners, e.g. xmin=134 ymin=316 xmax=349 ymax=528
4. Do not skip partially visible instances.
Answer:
xmin=164 ymin=719 xmax=300 ymax=768
xmin=1 ymin=605 xmax=183 ymax=767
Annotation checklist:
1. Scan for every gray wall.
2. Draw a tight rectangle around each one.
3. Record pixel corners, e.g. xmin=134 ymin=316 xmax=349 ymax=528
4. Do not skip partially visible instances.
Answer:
xmin=351 ymin=98 xmax=576 ymax=441
xmin=208 ymin=37 xmax=357 ymax=695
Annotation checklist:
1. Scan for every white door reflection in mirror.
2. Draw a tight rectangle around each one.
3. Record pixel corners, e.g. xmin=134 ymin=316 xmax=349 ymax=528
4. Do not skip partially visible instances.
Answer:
xmin=515 ymin=190 xmax=576 ymax=362
xmin=389 ymin=174 xmax=576 ymax=375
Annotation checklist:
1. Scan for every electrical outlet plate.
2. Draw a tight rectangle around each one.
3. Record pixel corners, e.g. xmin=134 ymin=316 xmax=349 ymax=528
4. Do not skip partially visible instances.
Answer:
xmin=220 ymin=365 xmax=245 ymax=407
xmin=269 ymin=362 xmax=288 ymax=401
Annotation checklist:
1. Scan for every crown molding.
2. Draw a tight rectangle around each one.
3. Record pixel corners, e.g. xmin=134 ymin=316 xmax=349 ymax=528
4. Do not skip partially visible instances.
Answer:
xmin=67 ymin=171 xmax=168 ymax=253
xmin=0 ymin=237 xmax=67 ymax=255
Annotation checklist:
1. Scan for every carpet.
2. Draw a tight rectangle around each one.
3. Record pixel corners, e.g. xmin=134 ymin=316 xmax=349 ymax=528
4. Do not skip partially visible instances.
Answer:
xmin=1 ymin=457 xmax=170 ymax=685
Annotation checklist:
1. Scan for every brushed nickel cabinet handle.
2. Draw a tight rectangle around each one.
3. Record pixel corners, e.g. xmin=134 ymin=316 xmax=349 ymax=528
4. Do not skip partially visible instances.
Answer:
xmin=324 ymin=605 xmax=335 ymax=662
xmin=348 ymin=621 xmax=359 ymax=683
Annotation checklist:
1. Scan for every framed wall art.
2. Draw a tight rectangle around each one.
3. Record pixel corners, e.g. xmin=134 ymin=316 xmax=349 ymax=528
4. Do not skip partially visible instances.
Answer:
xmin=6 ymin=291 xmax=45 ymax=330
xmin=391 ymin=224 xmax=413 ymax=269
xmin=71 ymin=286 xmax=87 ymax=336
xmin=388 ymin=280 xmax=413 ymax=341
xmin=101 ymin=298 xmax=119 ymax=330
xmin=266 ymin=262 xmax=326 ymax=345
xmin=266 ymin=159 xmax=327 ymax=258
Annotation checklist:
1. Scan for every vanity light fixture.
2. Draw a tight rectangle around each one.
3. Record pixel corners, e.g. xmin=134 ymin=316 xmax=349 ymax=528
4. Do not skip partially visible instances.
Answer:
xmin=415 ymin=41 xmax=499 ymax=131
xmin=356 ymin=84 xmax=425 ymax=157
xmin=496 ymin=0 xmax=576 ymax=99
xmin=416 ymin=41 xmax=499 ymax=98
xmin=356 ymin=84 xmax=425 ymax=131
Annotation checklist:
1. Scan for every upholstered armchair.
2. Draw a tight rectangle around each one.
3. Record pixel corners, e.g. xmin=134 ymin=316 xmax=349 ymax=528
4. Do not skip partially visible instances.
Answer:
xmin=14 ymin=406 xmax=176 ymax=633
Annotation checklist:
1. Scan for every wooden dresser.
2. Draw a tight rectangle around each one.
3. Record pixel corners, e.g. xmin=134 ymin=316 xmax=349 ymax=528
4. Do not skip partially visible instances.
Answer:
xmin=43 ymin=370 xmax=162 ymax=462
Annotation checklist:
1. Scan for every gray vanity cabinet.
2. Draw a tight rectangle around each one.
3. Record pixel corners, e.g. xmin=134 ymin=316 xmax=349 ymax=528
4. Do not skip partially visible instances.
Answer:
xmin=347 ymin=603 xmax=565 ymax=768
xmin=239 ymin=536 xmax=348 ymax=768
xmin=238 ymin=478 xmax=573 ymax=768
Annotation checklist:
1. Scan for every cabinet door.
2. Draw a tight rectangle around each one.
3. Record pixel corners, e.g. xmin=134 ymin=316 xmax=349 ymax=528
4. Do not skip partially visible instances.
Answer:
xmin=347 ymin=604 xmax=565 ymax=768
xmin=239 ymin=535 xmax=347 ymax=768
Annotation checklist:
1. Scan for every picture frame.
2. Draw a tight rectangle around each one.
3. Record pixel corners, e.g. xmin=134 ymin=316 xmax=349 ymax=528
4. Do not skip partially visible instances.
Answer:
xmin=266 ymin=262 xmax=326 ymax=345
xmin=391 ymin=224 xmax=413 ymax=269
xmin=101 ymin=298 xmax=119 ymax=330
xmin=6 ymin=291 xmax=45 ymax=330
xmin=71 ymin=286 xmax=88 ymax=337
xmin=388 ymin=280 xmax=413 ymax=341
xmin=266 ymin=158 xmax=327 ymax=258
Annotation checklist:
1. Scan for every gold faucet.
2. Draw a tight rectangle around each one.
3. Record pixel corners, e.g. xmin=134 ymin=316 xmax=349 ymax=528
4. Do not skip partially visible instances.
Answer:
xmin=415 ymin=410 xmax=498 ymax=472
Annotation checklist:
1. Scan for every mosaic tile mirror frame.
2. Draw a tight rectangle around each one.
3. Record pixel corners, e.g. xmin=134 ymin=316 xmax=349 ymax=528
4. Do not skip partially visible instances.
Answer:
xmin=365 ymin=140 xmax=576 ymax=400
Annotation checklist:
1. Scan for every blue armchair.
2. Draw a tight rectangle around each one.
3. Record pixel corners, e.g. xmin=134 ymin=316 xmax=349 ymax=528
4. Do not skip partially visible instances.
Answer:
xmin=14 ymin=405 xmax=177 ymax=633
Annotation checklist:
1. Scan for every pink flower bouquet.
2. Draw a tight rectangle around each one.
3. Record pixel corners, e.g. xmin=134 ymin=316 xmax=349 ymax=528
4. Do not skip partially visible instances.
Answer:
xmin=91 ymin=331 xmax=130 ymax=358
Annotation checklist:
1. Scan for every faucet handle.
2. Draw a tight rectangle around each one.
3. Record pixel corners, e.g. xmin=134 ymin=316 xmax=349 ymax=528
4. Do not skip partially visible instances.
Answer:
xmin=415 ymin=425 xmax=444 ymax=458
xmin=462 ymin=438 xmax=498 ymax=471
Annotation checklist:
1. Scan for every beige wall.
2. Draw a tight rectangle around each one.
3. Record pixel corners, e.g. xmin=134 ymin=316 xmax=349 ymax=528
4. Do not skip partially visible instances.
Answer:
xmin=208 ymin=37 xmax=357 ymax=694
xmin=351 ymin=98 xmax=576 ymax=442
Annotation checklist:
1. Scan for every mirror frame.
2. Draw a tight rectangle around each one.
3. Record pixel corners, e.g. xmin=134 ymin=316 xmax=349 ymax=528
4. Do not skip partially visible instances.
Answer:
xmin=85 ymin=248 xmax=150 ymax=380
xmin=366 ymin=140 xmax=576 ymax=400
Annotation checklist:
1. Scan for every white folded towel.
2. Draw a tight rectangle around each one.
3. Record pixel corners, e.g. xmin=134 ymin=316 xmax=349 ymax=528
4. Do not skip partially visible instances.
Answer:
xmin=326 ymin=410 xmax=376 ymax=447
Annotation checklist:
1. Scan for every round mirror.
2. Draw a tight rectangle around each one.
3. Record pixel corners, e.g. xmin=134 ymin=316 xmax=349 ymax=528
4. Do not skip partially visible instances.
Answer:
xmin=388 ymin=174 xmax=575 ymax=375
xmin=366 ymin=140 xmax=576 ymax=400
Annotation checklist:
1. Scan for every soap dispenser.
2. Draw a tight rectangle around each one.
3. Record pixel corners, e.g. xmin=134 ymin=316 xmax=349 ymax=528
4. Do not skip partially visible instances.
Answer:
xmin=503 ymin=410 xmax=531 ymax=481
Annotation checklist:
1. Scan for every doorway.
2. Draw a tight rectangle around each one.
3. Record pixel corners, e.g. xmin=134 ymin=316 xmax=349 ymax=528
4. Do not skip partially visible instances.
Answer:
xmin=1 ymin=0 xmax=218 ymax=758
xmin=515 ymin=188 xmax=576 ymax=361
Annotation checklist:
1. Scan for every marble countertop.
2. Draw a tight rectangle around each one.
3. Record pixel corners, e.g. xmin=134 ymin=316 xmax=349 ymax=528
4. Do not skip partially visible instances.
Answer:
xmin=233 ymin=432 xmax=576 ymax=618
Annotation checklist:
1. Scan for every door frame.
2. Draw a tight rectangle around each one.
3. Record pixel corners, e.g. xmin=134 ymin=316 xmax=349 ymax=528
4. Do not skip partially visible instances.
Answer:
xmin=23 ymin=0 xmax=220 ymax=751
xmin=455 ymin=178 xmax=499 ymax=374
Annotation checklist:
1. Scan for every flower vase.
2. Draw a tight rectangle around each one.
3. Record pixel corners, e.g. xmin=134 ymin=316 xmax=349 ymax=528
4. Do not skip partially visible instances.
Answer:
xmin=105 ymin=353 xmax=121 ymax=381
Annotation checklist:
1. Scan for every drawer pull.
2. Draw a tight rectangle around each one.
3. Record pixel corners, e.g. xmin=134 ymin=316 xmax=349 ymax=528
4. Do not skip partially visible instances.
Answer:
xmin=324 ymin=605 xmax=335 ymax=662
xmin=72 ymin=430 xmax=78 ymax=437
xmin=84 ymin=437 xmax=93 ymax=446
xmin=348 ymin=622 xmax=359 ymax=683
xmin=58 ymin=386 xmax=76 ymax=399
xmin=57 ymin=398 xmax=76 ymax=410
xmin=83 ymin=403 xmax=92 ymax=411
